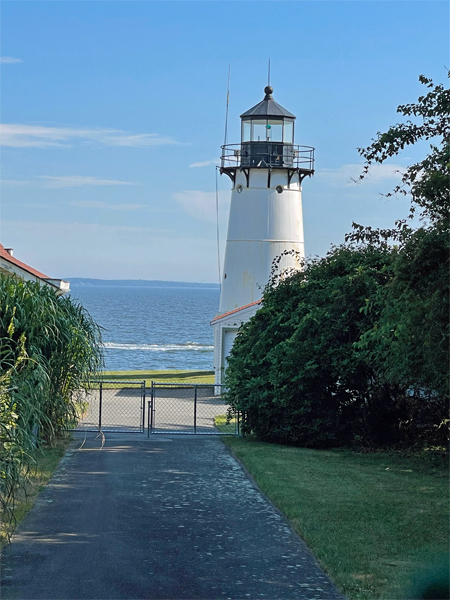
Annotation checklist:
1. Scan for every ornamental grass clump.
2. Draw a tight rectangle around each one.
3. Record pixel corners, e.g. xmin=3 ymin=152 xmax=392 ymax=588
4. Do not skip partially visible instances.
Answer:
xmin=0 ymin=276 xmax=103 ymax=538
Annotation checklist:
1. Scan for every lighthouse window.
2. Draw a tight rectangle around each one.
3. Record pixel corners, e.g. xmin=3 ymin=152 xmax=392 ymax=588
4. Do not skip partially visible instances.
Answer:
xmin=242 ymin=121 xmax=251 ymax=142
xmin=284 ymin=120 xmax=294 ymax=143
xmin=267 ymin=120 xmax=283 ymax=142
xmin=252 ymin=120 xmax=267 ymax=142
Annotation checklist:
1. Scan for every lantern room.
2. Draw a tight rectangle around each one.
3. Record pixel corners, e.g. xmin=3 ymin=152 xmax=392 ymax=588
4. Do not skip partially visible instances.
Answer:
xmin=240 ymin=85 xmax=295 ymax=168
xmin=220 ymin=85 xmax=314 ymax=179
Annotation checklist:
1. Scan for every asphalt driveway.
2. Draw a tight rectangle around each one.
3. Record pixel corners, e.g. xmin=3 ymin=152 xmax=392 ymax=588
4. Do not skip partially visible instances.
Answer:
xmin=1 ymin=432 xmax=345 ymax=600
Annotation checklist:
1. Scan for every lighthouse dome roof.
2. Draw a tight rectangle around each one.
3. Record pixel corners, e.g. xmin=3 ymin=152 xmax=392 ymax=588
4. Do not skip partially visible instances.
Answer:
xmin=240 ymin=86 xmax=296 ymax=119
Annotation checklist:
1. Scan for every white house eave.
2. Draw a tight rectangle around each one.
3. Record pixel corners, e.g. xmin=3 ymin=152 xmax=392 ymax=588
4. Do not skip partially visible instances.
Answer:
xmin=0 ymin=259 xmax=70 ymax=295
xmin=43 ymin=278 xmax=71 ymax=293
xmin=210 ymin=300 xmax=261 ymax=327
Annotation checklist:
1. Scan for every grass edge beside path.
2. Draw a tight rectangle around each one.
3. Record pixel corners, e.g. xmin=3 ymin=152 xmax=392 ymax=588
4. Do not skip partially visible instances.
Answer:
xmin=0 ymin=434 xmax=73 ymax=547
xmin=222 ymin=437 xmax=449 ymax=600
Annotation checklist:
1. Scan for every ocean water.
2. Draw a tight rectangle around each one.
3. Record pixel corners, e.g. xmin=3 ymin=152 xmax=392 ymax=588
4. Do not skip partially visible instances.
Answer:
xmin=69 ymin=286 xmax=219 ymax=371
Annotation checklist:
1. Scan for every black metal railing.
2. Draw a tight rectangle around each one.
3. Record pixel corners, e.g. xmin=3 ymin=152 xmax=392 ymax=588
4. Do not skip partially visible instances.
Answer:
xmin=221 ymin=143 xmax=314 ymax=171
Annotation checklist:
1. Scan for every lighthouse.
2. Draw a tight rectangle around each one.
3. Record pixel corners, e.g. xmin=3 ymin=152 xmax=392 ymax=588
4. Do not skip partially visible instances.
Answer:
xmin=211 ymin=85 xmax=315 ymax=385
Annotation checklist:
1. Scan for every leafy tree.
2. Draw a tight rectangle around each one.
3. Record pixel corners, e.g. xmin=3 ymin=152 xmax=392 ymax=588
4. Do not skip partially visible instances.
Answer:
xmin=348 ymin=73 xmax=449 ymax=242
xmin=348 ymin=74 xmax=449 ymax=443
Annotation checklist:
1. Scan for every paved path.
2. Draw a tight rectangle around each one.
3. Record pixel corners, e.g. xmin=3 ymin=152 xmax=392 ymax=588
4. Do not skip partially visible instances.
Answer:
xmin=1 ymin=433 xmax=345 ymax=600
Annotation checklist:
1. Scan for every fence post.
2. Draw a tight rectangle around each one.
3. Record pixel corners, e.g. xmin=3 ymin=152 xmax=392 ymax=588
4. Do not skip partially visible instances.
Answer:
xmin=99 ymin=382 xmax=103 ymax=430
xmin=150 ymin=381 xmax=154 ymax=431
xmin=142 ymin=381 xmax=146 ymax=433
xmin=194 ymin=384 xmax=198 ymax=434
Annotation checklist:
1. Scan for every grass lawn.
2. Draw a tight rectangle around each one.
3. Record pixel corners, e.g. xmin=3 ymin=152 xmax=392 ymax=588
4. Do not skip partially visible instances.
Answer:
xmin=214 ymin=413 xmax=239 ymax=435
xmin=97 ymin=369 xmax=214 ymax=384
xmin=0 ymin=434 xmax=73 ymax=546
xmin=222 ymin=437 xmax=449 ymax=600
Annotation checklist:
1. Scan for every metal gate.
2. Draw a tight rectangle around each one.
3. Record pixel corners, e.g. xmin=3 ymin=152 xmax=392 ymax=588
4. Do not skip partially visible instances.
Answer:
xmin=73 ymin=380 xmax=146 ymax=433
xmin=148 ymin=382 xmax=240 ymax=435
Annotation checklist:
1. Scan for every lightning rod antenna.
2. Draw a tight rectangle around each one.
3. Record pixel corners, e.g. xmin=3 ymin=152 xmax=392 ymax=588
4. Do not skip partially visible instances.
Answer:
xmin=268 ymin=58 xmax=271 ymax=87
xmin=217 ymin=64 xmax=230 ymax=289
xmin=223 ymin=63 xmax=231 ymax=148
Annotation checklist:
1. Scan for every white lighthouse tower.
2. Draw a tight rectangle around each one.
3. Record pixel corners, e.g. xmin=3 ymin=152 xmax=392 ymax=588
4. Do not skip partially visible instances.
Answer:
xmin=211 ymin=85 xmax=314 ymax=384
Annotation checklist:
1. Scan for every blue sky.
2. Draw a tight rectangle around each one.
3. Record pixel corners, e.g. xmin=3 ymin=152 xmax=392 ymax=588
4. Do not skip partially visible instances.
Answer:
xmin=1 ymin=1 xmax=448 ymax=282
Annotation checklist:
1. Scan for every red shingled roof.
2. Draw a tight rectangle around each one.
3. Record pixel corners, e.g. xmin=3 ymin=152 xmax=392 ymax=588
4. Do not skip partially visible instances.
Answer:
xmin=210 ymin=300 xmax=261 ymax=324
xmin=0 ymin=243 xmax=51 ymax=280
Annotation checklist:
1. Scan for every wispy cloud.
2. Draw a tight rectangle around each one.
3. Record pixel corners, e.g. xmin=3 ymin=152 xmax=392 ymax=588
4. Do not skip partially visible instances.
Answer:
xmin=1 ymin=176 xmax=137 ymax=188
xmin=0 ymin=124 xmax=181 ymax=148
xmin=318 ymin=163 xmax=404 ymax=187
xmin=189 ymin=159 xmax=219 ymax=168
xmin=174 ymin=190 xmax=230 ymax=223
xmin=0 ymin=179 xmax=31 ymax=187
xmin=70 ymin=201 xmax=144 ymax=211
xmin=101 ymin=133 xmax=178 ymax=147
xmin=2 ymin=220 xmax=173 ymax=243
xmin=0 ymin=57 xmax=22 ymax=64
xmin=39 ymin=175 xmax=137 ymax=188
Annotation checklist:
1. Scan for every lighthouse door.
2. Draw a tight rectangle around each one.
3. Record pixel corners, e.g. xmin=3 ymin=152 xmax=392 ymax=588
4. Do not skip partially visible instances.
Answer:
xmin=220 ymin=329 xmax=238 ymax=384
xmin=223 ymin=329 xmax=238 ymax=365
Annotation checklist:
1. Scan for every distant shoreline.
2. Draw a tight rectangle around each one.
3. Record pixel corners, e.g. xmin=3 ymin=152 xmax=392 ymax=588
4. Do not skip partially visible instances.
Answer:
xmin=67 ymin=278 xmax=220 ymax=289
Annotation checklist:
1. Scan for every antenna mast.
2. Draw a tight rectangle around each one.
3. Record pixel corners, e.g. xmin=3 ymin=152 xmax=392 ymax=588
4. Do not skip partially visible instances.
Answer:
xmin=217 ymin=64 xmax=231 ymax=289
xmin=268 ymin=58 xmax=271 ymax=86
xmin=223 ymin=63 xmax=231 ymax=148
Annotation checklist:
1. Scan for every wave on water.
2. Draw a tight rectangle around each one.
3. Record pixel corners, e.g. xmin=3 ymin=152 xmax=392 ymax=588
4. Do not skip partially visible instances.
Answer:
xmin=103 ymin=342 xmax=214 ymax=352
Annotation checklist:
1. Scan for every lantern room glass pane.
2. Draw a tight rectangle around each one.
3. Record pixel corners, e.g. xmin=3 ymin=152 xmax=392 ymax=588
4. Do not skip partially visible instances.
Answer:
xmin=242 ymin=121 xmax=251 ymax=142
xmin=267 ymin=120 xmax=283 ymax=142
xmin=284 ymin=120 xmax=294 ymax=143
xmin=252 ymin=120 xmax=267 ymax=142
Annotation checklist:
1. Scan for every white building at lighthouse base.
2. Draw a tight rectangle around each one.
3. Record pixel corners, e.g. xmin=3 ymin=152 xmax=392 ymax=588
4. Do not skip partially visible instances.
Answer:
xmin=211 ymin=300 xmax=261 ymax=385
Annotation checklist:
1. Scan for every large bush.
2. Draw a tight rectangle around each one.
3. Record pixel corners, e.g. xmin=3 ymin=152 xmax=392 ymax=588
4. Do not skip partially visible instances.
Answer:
xmin=355 ymin=226 xmax=449 ymax=446
xmin=224 ymin=245 xmax=403 ymax=446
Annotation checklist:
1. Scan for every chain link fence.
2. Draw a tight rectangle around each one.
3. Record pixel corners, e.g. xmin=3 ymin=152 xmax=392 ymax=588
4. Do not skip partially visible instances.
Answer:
xmin=148 ymin=382 xmax=240 ymax=436
xmin=72 ymin=381 xmax=146 ymax=433
xmin=71 ymin=381 xmax=240 ymax=436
